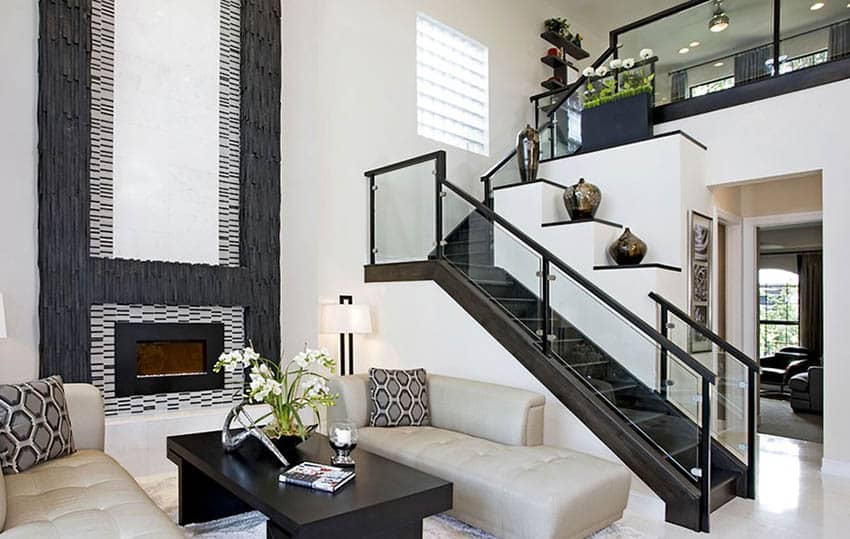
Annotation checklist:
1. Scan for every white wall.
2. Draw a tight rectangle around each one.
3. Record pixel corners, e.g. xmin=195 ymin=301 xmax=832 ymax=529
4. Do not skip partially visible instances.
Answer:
xmin=656 ymin=78 xmax=850 ymax=473
xmin=0 ymin=0 xmax=39 ymax=384
xmin=282 ymin=0 xmax=606 ymax=357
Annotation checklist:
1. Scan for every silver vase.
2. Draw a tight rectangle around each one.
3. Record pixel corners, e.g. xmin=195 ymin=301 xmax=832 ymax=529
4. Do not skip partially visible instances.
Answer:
xmin=516 ymin=124 xmax=540 ymax=183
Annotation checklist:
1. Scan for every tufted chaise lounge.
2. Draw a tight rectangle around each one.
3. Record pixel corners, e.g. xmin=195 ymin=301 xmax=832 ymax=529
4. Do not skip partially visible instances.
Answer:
xmin=0 ymin=383 xmax=181 ymax=538
xmin=328 ymin=374 xmax=631 ymax=539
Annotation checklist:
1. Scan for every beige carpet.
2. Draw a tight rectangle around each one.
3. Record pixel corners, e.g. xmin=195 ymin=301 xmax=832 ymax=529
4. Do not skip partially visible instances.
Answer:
xmin=139 ymin=472 xmax=650 ymax=538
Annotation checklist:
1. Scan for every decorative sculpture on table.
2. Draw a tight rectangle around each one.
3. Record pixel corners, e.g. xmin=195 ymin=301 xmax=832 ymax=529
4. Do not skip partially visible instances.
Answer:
xmin=516 ymin=124 xmax=540 ymax=182
xmin=215 ymin=345 xmax=338 ymax=465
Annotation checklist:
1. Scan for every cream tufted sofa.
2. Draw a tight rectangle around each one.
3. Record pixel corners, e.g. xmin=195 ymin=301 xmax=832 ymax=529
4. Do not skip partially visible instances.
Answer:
xmin=0 ymin=383 xmax=181 ymax=538
xmin=328 ymin=374 xmax=631 ymax=539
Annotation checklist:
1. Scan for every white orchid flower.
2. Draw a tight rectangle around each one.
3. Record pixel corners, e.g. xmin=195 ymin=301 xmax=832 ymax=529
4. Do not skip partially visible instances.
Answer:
xmin=582 ymin=66 xmax=595 ymax=78
xmin=623 ymin=58 xmax=635 ymax=69
xmin=609 ymin=59 xmax=622 ymax=70
xmin=640 ymin=48 xmax=654 ymax=60
xmin=595 ymin=66 xmax=609 ymax=77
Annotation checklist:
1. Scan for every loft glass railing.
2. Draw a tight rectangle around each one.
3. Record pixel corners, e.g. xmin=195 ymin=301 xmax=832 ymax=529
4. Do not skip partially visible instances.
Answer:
xmin=614 ymin=0 xmax=849 ymax=107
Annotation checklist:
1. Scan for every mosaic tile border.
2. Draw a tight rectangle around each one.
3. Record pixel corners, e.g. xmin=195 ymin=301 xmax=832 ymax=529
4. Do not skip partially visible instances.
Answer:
xmin=90 ymin=304 xmax=244 ymax=416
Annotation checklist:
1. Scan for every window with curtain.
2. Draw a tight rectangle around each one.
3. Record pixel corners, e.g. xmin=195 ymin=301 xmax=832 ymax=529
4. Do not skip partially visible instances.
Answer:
xmin=416 ymin=13 xmax=489 ymax=156
xmin=758 ymin=268 xmax=800 ymax=357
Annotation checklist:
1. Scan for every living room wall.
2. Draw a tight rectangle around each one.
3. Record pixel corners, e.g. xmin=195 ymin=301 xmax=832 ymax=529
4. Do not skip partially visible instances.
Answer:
xmin=0 ymin=0 xmax=38 ymax=383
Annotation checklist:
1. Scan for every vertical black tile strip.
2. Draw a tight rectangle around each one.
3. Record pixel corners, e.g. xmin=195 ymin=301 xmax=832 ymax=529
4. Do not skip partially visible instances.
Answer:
xmin=37 ymin=0 xmax=282 ymax=381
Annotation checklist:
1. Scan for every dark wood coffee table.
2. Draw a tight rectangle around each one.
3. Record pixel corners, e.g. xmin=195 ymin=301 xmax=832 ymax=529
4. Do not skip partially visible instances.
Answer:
xmin=166 ymin=431 xmax=453 ymax=538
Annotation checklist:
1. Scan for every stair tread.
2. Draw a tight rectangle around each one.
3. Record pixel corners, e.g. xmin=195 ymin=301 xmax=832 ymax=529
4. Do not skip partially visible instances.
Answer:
xmin=711 ymin=467 xmax=739 ymax=488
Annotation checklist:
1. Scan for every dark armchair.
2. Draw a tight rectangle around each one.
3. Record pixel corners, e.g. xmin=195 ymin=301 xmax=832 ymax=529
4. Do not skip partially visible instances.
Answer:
xmin=790 ymin=366 xmax=823 ymax=414
xmin=760 ymin=346 xmax=819 ymax=394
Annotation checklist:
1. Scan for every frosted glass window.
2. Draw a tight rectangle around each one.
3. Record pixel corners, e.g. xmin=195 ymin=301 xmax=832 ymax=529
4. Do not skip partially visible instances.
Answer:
xmin=416 ymin=13 xmax=489 ymax=156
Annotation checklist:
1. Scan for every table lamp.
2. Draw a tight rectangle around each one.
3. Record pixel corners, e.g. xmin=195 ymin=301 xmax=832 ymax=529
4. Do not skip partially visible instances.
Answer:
xmin=320 ymin=296 xmax=372 ymax=375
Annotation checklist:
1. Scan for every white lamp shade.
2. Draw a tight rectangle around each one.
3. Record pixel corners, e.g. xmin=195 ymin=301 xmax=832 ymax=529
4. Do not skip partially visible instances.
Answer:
xmin=320 ymin=304 xmax=372 ymax=334
xmin=0 ymin=292 xmax=7 ymax=339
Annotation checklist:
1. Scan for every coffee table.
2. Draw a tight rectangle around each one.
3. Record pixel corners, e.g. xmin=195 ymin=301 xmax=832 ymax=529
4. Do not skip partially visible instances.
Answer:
xmin=166 ymin=430 xmax=453 ymax=538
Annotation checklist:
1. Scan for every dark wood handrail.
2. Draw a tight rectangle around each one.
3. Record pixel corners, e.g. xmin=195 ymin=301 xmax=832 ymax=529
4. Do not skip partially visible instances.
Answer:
xmin=649 ymin=292 xmax=760 ymax=372
xmin=440 ymin=178 xmax=716 ymax=384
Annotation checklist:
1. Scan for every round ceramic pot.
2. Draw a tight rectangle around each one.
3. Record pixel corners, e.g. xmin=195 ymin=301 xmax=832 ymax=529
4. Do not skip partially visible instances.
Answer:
xmin=563 ymin=177 xmax=602 ymax=219
xmin=270 ymin=424 xmax=316 ymax=453
xmin=608 ymin=227 xmax=647 ymax=265
xmin=516 ymin=124 xmax=540 ymax=183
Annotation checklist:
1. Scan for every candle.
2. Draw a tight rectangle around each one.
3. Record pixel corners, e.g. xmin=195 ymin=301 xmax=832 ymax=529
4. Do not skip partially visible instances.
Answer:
xmin=336 ymin=428 xmax=351 ymax=446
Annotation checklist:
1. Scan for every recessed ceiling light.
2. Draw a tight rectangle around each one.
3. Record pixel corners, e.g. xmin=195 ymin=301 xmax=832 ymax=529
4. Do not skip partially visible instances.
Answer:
xmin=714 ymin=61 xmax=724 ymax=67
xmin=810 ymin=2 xmax=825 ymax=10
xmin=690 ymin=41 xmax=701 ymax=47
xmin=679 ymin=47 xmax=690 ymax=54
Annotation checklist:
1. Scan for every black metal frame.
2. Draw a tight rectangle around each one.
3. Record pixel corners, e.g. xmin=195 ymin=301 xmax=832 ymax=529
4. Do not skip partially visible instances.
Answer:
xmin=650 ymin=291 xmax=758 ymax=500
xmin=114 ymin=322 xmax=225 ymax=397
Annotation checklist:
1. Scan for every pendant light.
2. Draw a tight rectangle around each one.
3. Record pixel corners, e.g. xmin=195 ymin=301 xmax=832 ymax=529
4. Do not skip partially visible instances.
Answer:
xmin=709 ymin=0 xmax=730 ymax=33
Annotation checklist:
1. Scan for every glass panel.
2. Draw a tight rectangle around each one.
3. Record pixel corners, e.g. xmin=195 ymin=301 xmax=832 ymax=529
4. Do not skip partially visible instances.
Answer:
xmin=780 ymin=0 xmax=849 ymax=70
xmin=373 ymin=160 xmax=436 ymax=263
xmin=486 ymin=153 xmax=522 ymax=191
xmin=666 ymin=309 xmax=750 ymax=464
xmin=441 ymin=189 xmax=543 ymax=339
xmin=548 ymin=264 xmax=704 ymax=476
xmin=617 ymin=0 xmax=775 ymax=106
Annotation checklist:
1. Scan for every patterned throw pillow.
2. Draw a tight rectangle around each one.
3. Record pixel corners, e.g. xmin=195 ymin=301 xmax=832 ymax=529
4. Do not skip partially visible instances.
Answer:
xmin=0 ymin=375 xmax=75 ymax=474
xmin=369 ymin=368 xmax=430 ymax=427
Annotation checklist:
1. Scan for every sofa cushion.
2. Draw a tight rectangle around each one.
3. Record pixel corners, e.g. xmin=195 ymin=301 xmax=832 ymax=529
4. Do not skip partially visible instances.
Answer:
xmin=0 ymin=376 xmax=75 ymax=474
xmin=359 ymin=426 xmax=631 ymax=539
xmin=368 ymin=368 xmax=430 ymax=427
xmin=2 ymin=449 xmax=181 ymax=538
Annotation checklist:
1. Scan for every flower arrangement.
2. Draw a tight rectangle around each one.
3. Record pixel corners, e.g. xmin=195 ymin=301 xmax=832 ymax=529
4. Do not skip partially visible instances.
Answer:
xmin=582 ymin=50 xmax=656 ymax=110
xmin=214 ymin=345 xmax=337 ymax=440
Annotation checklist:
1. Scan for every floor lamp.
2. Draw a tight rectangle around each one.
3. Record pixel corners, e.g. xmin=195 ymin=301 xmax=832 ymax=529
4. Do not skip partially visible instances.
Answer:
xmin=321 ymin=296 xmax=372 ymax=376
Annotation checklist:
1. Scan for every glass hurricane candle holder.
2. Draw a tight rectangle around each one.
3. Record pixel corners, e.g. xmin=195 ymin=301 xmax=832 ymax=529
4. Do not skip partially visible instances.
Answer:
xmin=329 ymin=420 xmax=358 ymax=467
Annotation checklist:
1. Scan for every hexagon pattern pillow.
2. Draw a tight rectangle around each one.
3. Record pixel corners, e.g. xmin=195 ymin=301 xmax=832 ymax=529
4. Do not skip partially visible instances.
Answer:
xmin=368 ymin=368 xmax=430 ymax=427
xmin=0 ymin=375 xmax=75 ymax=474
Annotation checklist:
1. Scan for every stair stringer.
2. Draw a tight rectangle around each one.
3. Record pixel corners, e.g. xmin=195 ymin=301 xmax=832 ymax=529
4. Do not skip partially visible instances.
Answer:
xmin=365 ymin=260 xmax=704 ymax=531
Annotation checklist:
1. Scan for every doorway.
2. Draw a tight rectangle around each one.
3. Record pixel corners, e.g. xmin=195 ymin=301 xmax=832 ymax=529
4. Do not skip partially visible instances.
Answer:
xmin=755 ymin=222 xmax=823 ymax=443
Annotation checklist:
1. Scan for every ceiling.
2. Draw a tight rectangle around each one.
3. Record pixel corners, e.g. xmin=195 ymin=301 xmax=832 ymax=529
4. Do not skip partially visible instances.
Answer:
xmin=759 ymin=223 xmax=823 ymax=253
xmin=565 ymin=0 xmax=850 ymax=74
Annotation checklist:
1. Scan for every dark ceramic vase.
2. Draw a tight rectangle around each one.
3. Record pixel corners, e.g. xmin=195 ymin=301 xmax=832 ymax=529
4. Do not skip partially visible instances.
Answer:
xmin=516 ymin=124 xmax=540 ymax=183
xmin=608 ymin=228 xmax=647 ymax=265
xmin=563 ymin=177 xmax=602 ymax=219
xmin=270 ymin=424 xmax=316 ymax=453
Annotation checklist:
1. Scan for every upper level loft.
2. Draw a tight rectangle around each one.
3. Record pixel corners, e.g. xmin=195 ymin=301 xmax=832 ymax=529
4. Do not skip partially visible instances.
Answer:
xmin=526 ymin=0 xmax=850 ymax=162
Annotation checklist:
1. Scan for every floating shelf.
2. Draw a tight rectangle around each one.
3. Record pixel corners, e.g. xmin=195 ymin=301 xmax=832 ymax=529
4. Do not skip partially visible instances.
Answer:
xmin=541 ymin=78 xmax=567 ymax=91
xmin=542 ymin=217 xmax=623 ymax=229
xmin=541 ymin=55 xmax=567 ymax=69
xmin=593 ymin=263 xmax=682 ymax=272
xmin=540 ymin=31 xmax=590 ymax=60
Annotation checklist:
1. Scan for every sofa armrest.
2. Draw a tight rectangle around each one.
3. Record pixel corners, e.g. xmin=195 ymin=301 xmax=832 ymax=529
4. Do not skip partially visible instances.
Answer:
xmin=429 ymin=375 xmax=545 ymax=446
xmin=327 ymin=375 xmax=370 ymax=428
xmin=64 ymin=383 xmax=105 ymax=451
xmin=809 ymin=366 xmax=824 ymax=412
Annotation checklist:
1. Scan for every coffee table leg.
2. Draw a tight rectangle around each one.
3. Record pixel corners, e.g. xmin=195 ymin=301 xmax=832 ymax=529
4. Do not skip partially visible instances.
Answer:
xmin=176 ymin=456 xmax=253 ymax=525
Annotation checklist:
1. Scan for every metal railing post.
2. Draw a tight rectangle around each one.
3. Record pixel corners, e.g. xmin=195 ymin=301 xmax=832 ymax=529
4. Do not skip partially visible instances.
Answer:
xmin=699 ymin=377 xmax=712 ymax=532
xmin=435 ymin=152 xmax=446 ymax=259
xmin=368 ymin=175 xmax=376 ymax=265
xmin=541 ymin=257 xmax=551 ymax=356
xmin=747 ymin=368 xmax=757 ymax=499
xmin=660 ymin=306 xmax=669 ymax=398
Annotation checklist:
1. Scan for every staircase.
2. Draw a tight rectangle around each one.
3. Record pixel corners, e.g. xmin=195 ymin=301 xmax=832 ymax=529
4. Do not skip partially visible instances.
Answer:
xmin=364 ymin=151 xmax=759 ymax=532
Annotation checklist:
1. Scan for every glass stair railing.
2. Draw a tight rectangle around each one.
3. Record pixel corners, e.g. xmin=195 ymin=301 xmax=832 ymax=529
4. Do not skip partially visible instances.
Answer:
xmin=364 ymin=150 xmax=757 ymax=532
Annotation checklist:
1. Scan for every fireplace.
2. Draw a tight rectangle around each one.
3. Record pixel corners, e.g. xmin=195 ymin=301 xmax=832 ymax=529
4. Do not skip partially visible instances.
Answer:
xmin=114 ymin=323 xmax=225 ymax=397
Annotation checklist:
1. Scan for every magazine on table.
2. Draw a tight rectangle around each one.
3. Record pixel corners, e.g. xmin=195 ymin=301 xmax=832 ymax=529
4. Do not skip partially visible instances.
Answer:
xmin=279 ymin=462 xmax=355 ymax=493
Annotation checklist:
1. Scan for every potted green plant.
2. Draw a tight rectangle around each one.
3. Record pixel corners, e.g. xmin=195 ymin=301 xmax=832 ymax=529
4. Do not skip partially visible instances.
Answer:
xmin=544 ymin=17 xmax=571 ymax=40
xmin=214 ymin=345 xmax=338 ymax=449
xmin=580 ymin=49 xmax=657 ymax=152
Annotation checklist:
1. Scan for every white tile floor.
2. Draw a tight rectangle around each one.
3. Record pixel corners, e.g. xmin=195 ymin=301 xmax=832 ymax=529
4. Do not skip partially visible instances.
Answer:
xmin=620 ymin=434 xmax=849 ymax=538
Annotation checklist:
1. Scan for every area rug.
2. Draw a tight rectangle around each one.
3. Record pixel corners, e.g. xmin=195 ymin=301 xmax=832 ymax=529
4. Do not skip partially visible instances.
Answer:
xmin=139 ymin=472 xmax=651 ymax=538
xmin=758 ymin=396 xmax=823 ymax=443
